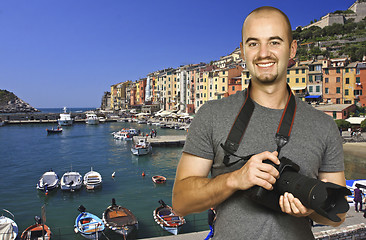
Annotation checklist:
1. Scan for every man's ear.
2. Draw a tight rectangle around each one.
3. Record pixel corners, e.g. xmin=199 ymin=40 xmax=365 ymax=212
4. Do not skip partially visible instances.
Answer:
xmin=290 ymin=40 xmax=297 ymax=59
xmin=240 ymin=42 xmax=245 ymax=60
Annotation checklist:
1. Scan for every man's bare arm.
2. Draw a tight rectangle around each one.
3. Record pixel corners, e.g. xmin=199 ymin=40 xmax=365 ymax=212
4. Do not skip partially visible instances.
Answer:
xmin=172 ymin=151 xmax=280 ymax=216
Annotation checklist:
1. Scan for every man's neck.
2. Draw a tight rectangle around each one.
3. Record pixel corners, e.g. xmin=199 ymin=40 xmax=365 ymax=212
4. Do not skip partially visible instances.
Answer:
xmin=249 ymin=81 xmax=289 ymax=109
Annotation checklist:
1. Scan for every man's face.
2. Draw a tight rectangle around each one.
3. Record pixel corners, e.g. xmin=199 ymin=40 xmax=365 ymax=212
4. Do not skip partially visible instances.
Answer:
xmin=241 ymin=11 xmax=296 ymax=85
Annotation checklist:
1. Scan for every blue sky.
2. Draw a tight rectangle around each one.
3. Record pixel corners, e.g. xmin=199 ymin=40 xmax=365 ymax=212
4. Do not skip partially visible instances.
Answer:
xmin=0 ymin=0 xmax=356 ymax=108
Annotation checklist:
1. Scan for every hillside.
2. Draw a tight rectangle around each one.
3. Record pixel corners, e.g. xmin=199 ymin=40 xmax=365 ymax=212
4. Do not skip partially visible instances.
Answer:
xmin=0 ymin=89 xmax=39 ymax=113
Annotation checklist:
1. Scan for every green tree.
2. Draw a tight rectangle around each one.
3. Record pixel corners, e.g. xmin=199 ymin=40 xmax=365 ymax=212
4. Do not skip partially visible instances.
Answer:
xmin=335 ymin=119 xmax=351 ymax=130
xmin=360 ymin=119 xmax=366 ymax=130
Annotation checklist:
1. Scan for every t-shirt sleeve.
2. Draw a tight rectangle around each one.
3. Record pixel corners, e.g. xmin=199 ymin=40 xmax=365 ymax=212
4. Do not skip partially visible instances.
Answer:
xmin=183 ymin=103 xmax=215 ymax=160
xmin=319 ymin=118 xmax=345 ymax=172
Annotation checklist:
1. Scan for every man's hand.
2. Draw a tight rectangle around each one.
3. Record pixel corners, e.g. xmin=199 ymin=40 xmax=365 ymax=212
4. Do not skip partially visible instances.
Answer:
xmin=279 ymin=192 xmax=314 ymax=217
xmin=228 ymin=151 xmax=280 ymax=191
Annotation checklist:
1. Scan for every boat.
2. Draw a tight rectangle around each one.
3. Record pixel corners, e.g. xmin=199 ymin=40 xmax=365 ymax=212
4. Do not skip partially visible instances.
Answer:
xmin=152 ymin=175 xmax=166 ymax=184
xmin=153 ymin=200 xmax=185 ymax=235
xmin=36 ymin=170 xmax=59 ymax=194
xmin=131 ymin=138 xmax=152 ymax=156
xmin=0 ymin=209 xmax=18 ymax=240
xmin=57 ymin=107 xmax=73 ymax=126
xmin=346 ymin=179 xmax=366 ymax=204
xmin=112 ymin=131 xmax=133 ymax=140
xmin=21 ymin=216 xmax=51 ymax=240
xmin=74 ymin=205 xmax=105 ymax=240
xmin=60 ymin=171 xmax=83 ymax=191
xmin=102 ymin=198 xmax=138 ymax=238
xmin=0 ymin=119 xmax=5 ymax=127
xmin=46 ymin=126 xmax=62 ymax=134
xmin=83 ymin=168 xmax=102 ymax=190
xmin=85 ymin=113 xmax=99 ymax=125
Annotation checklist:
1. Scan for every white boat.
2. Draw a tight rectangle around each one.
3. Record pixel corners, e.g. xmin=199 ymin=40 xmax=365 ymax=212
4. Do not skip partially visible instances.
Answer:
xmin=0 ymin=209 xmax=18 ymax=240
xmin=85 ymin=113 xmax=99 ymax=125
xmin=83 ymin=168 xmax=102 ymax=190
xmin=36 ymin=170 xmax=59 ymax=194
xmin=131 ymin=138 xmax=152 ymax=156
xmin=346 ymin=179 xmax=366 ymax=204
xmin=153 ymin=200 xmax=185 ymax=235
xmin=58 ymin=107 xmax=73 ymax=126
xmin=113 ymin=131 xmax=133 ymax=140
xmin=61 ymin=171 xmax=83 ymax=191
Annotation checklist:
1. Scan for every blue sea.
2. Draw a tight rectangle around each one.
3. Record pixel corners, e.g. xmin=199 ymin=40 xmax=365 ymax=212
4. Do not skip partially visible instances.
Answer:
xmin=0 ymin=121 xmax=364 ymax=239
xmin=38 ymin=108 xmax=97 ymax=114
xmin=0 ymin=121 xmax=207 ymax=239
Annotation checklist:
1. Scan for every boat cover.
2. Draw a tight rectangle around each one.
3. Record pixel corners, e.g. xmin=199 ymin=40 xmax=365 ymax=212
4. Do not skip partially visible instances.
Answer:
xmin=0 ymin=222 xmax=14 ymax=240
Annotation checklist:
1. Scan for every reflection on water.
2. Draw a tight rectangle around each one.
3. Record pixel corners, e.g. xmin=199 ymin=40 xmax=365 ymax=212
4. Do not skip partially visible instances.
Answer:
xmin=344 ymin=152 xmax=366 ymax=180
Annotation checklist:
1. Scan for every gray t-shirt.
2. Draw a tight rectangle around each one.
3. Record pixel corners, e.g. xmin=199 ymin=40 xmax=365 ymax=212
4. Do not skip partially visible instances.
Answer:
xmin=183 ymin=90 xmax=344 ymax=240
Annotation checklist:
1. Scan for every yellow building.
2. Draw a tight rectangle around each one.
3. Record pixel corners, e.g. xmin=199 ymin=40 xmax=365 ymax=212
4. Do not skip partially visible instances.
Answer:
xmin=287 ymin=62 xmax=308 ymax=99
xmin=344 ymin=62 xmax=358 ymax=104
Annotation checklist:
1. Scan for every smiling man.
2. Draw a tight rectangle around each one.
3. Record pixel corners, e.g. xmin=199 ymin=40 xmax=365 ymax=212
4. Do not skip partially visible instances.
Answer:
xmin=173 ymin=6 xmax=347 ymax=239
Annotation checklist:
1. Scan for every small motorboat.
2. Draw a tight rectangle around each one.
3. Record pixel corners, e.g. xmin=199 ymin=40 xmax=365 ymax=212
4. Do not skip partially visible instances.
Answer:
xmin=152 ymin=175 xmax=166 ymax=184
xmin=60 ymin=171 xmax=83 ymax=191
xmin=46 ymin=126 xmax=62 ymax=134
xmin=85 ymin=113 xmax=99 ymax=125
xmin=83 ymin=168 xmax=102 ymax=190
xmin=131 ymin=138 xmax=152 ymax=156
xmin=21 ymin=216 xmax=51 ymax=240
xmin=153 ymin=200 xmax=185 ymax=235
xmin=74 ymin=205 xmax=105 ymax=240
xmin=102 ymin=198 xmax=138 ymax=238
xmin=112 ymin=131 xmax=133 ymax=140
xmin=0 ymin=209 xmax=18 ymax=240
xmin=36 ymin=170 xmax=59 ymax=194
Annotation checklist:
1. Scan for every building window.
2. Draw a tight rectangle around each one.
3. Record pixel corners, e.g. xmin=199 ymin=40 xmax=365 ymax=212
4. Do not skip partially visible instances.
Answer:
xmin=222 ymin=78 xmax=225 ymax=83
xmin=287 ymin=70 xmax=290 ymax=74
xmin=287 ymin=78 xmax=290 ymax=83
xmin=345 ymin=89 xmax=349 ymax=96
xmin=336 ymin=68 xmax=340 ymax=73
xmin=324 ymin=69 xmax=329 ymax=74
xmin=333 ymin=111 xmax=337 ymax=119
xmin=223 ymin=71 xmax=226 ymax=75
xmin=296 ymin=78 xmax=299 ymax=83
xmin=325 ymin=78 xmax=329 ymax=83
xmin=232 ymin=86 xmax=235 ymax=91
xmin=356 ymin=77 xmax=360 ymax=83
xmin=346 ymin=78 xmax=349 ymax=84
xmin=302 ymin=69 xmax=305 ymax=73
xmin=325 ymin=88 xmax=329 ymax=94
xmin=302 ymin=78 xmax=305 ymax=83
xmin=315 ymin=65 xmax=321 ymax=71
xmin=336 ymin=87 xmax=340 ymax=93
xmin=345 ymin=68 xmax=349 ymax=73
xmin=215 ymin=85 xmax=217 ymax=90
xmin=246 ymin=72 xmax=250 ymax=78
xmin=336 ymin=77 xmax=340 ymax=83
xmin=356 ymin=68 xmax=360 ymax=75
xmin=336 ymin=98 xmax=340 ymax=104
xmin=309 ymin=75 xmax=313 ymax=82
xmin=296 ymin=69 xmax=299 ymax=74
xmin=222 ymin=86 xmax=225 ymax=91
xmin=309 ymin=86 xmax=313 ymax=92
xmin=316 ymin=86 xmax=320 ymax=92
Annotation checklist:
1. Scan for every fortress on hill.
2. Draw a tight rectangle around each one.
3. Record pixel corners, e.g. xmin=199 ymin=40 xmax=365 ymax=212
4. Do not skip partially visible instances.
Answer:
xmin=303 ymin=0 xmax=366 ymax=29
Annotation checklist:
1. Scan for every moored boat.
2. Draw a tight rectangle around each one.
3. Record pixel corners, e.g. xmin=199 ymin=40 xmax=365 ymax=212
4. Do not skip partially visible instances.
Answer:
xmin=131 ymin=138 xmax=152 ymax=156
xmin=153 ymin=200 xmax=185 ymax=235
xmin=57 ymin=107 xmax=73 ymax=126
xmin=102 ymin=198 xmax=138 ymax=238
xmin=21 ymin=216 xmax=51 ymax=240
xmin=152 ymin=175 xmax=166 ymax=184
xmin=74 ymin=205 xmax=104 ymax=240
xmin=0 ymin=209 xmax=18 ymax=240
xmin=85 ymin=113 xmax=99 ymax=125
xmin=112 ymin=131 xmax=133 ymax=140
xmin=83 ymin=168 xmax=102 ymax=190
xmin=36 ymin=170 xmax=59 ymax=194
xmin=60 ymin=171 xmax=83 ymax=191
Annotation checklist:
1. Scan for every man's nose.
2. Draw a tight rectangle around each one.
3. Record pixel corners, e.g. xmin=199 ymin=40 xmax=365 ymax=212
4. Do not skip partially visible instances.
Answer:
xmin=258 ymin=44 xmax=270 ymax=58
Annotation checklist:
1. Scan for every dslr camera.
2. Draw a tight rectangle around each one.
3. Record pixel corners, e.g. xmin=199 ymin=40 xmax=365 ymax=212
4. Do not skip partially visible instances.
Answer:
xmin=243 ymin=157 xmax=351 ymax=222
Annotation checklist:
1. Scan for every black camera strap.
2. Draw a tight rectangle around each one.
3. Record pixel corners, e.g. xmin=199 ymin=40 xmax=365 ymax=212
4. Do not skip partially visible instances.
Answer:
xmin=221 ymin=82 xmax=297 ymax=167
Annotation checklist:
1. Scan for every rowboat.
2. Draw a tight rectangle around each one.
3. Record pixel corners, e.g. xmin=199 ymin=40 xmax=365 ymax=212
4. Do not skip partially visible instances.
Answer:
xmin=21 ymin=216 xmax=51 ymax=240
xmin=83 ymin=168 xmax=102 ymax=190
xmin=60 ymin=171 xmax=83 ymax=191
xmin=36 ymin=170 xmax=59 ymax=194
xmin=46 ymin=126 xmax=62 ymax=134
xmin=74 ymin=205 xmax=105 ymax=240
xmin=102 ymin=199 xmax=138 ymax=238
xmin=152 ymin=175 xmax=166 ymax=184
xmin=153 ymin=200 xmax=185 ymax=235
xmin=0 ymin=209 xmax=18 ymax=240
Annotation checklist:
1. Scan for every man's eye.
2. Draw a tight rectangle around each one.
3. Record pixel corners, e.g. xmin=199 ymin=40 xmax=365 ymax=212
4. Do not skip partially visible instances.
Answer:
xmin=270 ymin=41 xmax=280 ymax=46
xmin=248 ymin=42 xmax=258 ymax=47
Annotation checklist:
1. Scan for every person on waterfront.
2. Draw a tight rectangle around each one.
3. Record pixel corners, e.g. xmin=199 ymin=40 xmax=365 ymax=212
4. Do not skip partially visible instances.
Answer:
xmin=354 ymin=184 xmax=363 ymax=212
xmin=172 ymin=6 xmax=347 ymax=240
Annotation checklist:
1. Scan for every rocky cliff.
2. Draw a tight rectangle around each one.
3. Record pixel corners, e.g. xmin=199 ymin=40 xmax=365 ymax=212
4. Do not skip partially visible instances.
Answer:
xmin=0 ymin=90 xmax=39 ymax=113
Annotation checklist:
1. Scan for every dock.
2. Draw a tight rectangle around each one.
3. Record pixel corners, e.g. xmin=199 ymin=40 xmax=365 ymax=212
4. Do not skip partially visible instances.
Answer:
xmin=133 ymin=135 xmax=186 ymax=146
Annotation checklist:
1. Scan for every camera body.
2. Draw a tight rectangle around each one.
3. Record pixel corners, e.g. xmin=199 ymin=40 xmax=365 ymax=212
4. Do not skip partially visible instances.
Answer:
xmin=243 ymin=157 xmax=351 ymax=222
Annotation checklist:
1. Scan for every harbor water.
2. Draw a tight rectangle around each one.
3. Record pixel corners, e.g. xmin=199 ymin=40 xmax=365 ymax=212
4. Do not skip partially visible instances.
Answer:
xmin=0 ymin=120 xmax=365 ymax=239
xmin=0 ymin=121 xmax=207 ymax=239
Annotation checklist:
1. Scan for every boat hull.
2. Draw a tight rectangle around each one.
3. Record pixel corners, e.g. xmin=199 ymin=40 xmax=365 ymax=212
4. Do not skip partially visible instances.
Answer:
xmin=102 ymin=205 xmax=138 ymax=238
xmin=75 ymin=212 xmax=104 ymax=240
xmin=153 ymin=202 xmax=185 ymax=235
xmin=57 ymin=119 xmax=73 ymax=126
xmin=36 ymin=171 xmax=59 ymax=192
xmin=131 ymin=145 xmax=152 ymax=156
xmin=61 ymin=172 xmax=83 ymax=191
xmin=21 ymin=224 xmax=51 ymax=240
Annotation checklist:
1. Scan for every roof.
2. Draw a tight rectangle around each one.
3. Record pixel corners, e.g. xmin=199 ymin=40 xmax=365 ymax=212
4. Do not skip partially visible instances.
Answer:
xmin=314 ymin=104 xmax=354 ymax=112
xmin=345 ymin=117 xmax=366 ymax=124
